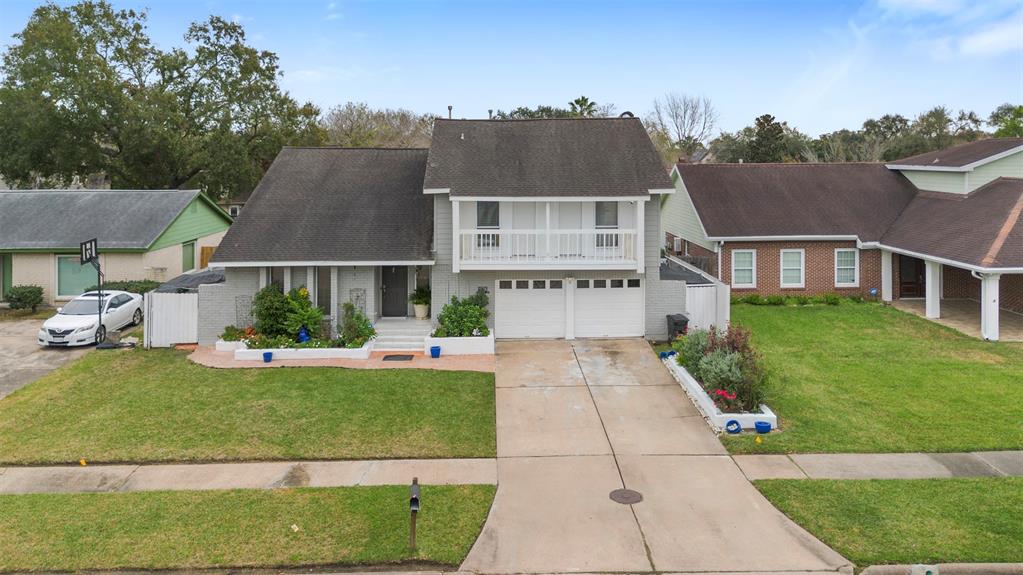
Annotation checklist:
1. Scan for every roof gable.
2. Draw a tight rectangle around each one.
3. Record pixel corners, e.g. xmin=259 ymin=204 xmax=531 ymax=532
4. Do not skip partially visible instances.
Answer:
xmin=424 ymin=118 xmax=672 ymax=197
xmin=887 ymin=138 xmax=1023 ymax=171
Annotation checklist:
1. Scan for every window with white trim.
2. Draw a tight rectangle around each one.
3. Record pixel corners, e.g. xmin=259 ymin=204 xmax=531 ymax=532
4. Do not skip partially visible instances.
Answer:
xmin=835 ymin=249 xmax=859 ymax=287
xmin=780 ymin=249 xmax=805 ymax=288
xmin=731 ymin=249 xmax=756 ymax=288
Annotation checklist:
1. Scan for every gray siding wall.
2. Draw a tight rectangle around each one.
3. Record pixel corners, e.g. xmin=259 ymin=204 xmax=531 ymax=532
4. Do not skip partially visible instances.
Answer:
xmin=197 ymin=267 xmax=260 ymax=344
xmin=430 ymin=195 xmax=684 ymax=339
xmin=338 ymin=266 xmax=378 ymax=319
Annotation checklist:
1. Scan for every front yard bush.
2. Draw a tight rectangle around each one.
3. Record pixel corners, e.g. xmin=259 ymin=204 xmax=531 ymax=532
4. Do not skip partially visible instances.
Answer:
xmin=86 ymin=280 xmax=160 ymax=294
xmin=339 ymin=302 xmax=376 ymax=348
xmin=672 ymin=324 xmax=767 ymax=412
xmin=433 ymin=288 xmax=490 ymax=338
xmin=251 ymin=286 xmax=290 ymax=337
xmin=6 ymin=285 xmax=43 ymax=311
xmin=284 ymin=287 xmax=323 ymax=338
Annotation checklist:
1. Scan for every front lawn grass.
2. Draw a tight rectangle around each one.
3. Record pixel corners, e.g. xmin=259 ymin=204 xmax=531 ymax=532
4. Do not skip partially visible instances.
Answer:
xmin=0 ymin=484 xmax=495 ymax=571
xmin=0 ymin=349 xmax=495 ymax=464
xmin=757 ymin=478 xmax=1023 ymax=566
xmin=725 ymin=303 xmax=1023 ymax=454
xmin=0 ymin=306 xmax=54 ymax=321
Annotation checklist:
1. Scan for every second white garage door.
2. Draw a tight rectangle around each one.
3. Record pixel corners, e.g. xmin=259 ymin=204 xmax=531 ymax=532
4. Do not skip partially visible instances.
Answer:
xmin=495 ymin=278 xmax=644 ymax=339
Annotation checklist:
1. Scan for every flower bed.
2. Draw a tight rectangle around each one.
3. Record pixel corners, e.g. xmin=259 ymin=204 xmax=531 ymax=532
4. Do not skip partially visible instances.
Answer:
xmin=425 ymin=287 xmax=495 ymax=356
xmin=424 ymin=333 xmax=494 ymax=355
xmin=235 ymin=339 xmax=374 ymax=360
xmin=665 ymin=324 xmax=777 ymax=432
xmin=215 ymin=339 xmax=247 ymax=352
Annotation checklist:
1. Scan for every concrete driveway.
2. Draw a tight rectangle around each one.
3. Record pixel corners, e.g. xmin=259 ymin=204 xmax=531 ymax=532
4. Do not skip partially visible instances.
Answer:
xmin=461 ymin=339 xmax=851 ymax=575
xmin=0 ymin=319 xmax=88 ymax=399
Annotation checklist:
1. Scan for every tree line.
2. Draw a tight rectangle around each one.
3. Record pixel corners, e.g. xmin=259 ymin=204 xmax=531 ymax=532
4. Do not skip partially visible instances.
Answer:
xmin=1 ymin=1 xmax=1020 ymax=202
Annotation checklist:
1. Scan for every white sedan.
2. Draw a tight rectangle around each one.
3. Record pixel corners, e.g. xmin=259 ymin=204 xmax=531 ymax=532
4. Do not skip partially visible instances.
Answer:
xmin=38 ymin=290 xmax=144 ymax=347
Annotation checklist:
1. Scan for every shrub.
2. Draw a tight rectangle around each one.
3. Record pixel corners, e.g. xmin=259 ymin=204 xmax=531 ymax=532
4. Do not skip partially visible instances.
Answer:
xmin=765 ymin=295 xmax=786 ymax=306
xmin=822 ymin=293 xmax=842 ymax=306
xmin=220 ymin=325 xmax=246 ymax=341
xmin=408 ymin=286 xmax=431 ymax=306
xmin=672 ymin=330 xmax=710 ymax=379
xmin=698 ymin=349 xmax=744 ymax=404
xmin=673 ymin=325 xmax=768 ymax=413
xmin=6 ymin=285 xmax=43 ymax=311
xmin=251 ymin=286 xmax=290 ymax=337
xmin=339 ymin=302 xmax=375 ymax=348
xmin=284 ymin=287 xmax=323 ymax=338
xmin=433 ymin=290 xmax=490 ymax=337
xmin=246 ymin=334 xmax=296 ymax=349
xmin=86 ymin=280 xmax=160 ymax=294
xmin=847 ymin=293 xmax=864 ymax=303
xmin=794 ymin=295 xmax=811 ymax=306
xmin=706 ymin=324 xmax=754 ymax=357
xmin=742 ymin=294 xmax=766 ymax=305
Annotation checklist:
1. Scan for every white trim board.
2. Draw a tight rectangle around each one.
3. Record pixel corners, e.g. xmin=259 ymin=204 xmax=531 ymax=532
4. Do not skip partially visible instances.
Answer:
xmin=449 ymin=195 xmax=650 ymax=203
xmin=708 ymin=235 xmax=860 ymax=242
xmin=862 ymin=242 xmax=1023 ymax=274
xmin=216 ymin=260 xmax=435 ymax=267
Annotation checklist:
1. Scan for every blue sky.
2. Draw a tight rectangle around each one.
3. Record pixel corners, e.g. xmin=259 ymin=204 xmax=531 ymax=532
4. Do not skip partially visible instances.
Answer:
xmin=0 ymin=0 xmax=1020 ymax=136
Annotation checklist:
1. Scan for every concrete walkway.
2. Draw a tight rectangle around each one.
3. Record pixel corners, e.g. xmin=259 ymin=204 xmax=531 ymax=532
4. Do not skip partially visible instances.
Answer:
xmin=735 ymin=451 xmax=1023 ymax=480
xmin=461 ymin=339 xmax=852 ymax=575
xmin=0 ymin=458 xmax=496 ymax=494
xmin=0 ymin=319 xmax=89 ymax=399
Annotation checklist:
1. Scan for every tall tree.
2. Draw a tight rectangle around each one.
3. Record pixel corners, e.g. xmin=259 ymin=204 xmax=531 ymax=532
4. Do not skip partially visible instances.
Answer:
xmin=645 ymin=93 xmax=718 ymax=163
xmin=569 ymin=96 xmax=597 ymax=117
xmin=322 ymin=102 xmax=433 ymax=148
xmin=0 ymin=1 xmax=324 ymax=199
xmin=494 ymin=96 xmax=613 ymax=120
xmin=747 ymin=114 xmax=786 ymax=162
xmin=989 ymin=103 xmax=1023 ymax=137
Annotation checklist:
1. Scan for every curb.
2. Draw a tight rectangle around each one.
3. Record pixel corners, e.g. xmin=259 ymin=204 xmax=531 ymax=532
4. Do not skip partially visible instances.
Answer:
xmin=862 ymin=564 xmax=1023 ymax=575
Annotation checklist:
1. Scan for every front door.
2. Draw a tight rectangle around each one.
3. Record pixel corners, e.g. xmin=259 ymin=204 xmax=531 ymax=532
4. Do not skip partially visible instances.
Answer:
xmin=381 ymin=266 xmax=408 ymax=317
xmin=899 ymin=256 xmax=926 ymax=297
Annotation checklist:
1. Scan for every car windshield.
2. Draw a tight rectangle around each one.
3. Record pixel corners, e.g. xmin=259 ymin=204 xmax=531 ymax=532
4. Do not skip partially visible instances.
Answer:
xmin=60 ymin=298 xmax=106 ymax=315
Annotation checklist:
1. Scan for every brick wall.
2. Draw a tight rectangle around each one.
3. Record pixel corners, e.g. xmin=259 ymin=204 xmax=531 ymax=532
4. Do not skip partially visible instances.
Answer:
xmin=720 ymin=241 xmax=881 ymax=297
xmin=943 ymin=266 xmax=981 ymax=300
xmin=1002 ymin=274 xmax=1023 ymax=314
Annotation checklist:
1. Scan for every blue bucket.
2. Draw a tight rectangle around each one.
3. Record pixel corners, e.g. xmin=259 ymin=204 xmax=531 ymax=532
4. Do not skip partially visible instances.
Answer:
xmin=724 ymin=420 xmax=742 ymax=434
xmin=755 ymin=421 xmax=772 ymax=434
xmin=430 ymin=345 xmax=441 ymax=359
xmin=262 ymin=351 xmax=273 ymax=363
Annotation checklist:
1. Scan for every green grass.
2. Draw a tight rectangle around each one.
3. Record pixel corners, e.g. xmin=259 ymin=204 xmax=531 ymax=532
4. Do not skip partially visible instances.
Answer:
xmin=0 ymin=306 xmax=54 ymax=321
xmin=0 ymin=484 xmax=495 ymax=571
xmin=724 ymin=303 xmax=1023 ymax=454
xmin=757 ymin=478 xmax=1023 ymax=566
xmin=0 ymin=348 xmax=495 ymax=464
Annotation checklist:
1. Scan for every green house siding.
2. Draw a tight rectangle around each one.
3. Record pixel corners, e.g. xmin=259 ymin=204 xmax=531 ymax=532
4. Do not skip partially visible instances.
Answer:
xmin=969 ymin=151 xmax=1023 ymax=191
xmin=149 ymin=196 xmax=231 ymax=251
xmin=901 ymin=170 xmax=966 ymax=194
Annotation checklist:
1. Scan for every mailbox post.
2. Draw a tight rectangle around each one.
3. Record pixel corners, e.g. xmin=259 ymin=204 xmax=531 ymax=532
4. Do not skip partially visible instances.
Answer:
xmin=409 ymin=477 xmax=421 ymax=550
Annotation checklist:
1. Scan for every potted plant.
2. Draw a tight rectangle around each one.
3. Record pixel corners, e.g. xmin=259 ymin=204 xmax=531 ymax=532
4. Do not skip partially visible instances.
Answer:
xmin=409 ymin=286 xmax=431 ymax=320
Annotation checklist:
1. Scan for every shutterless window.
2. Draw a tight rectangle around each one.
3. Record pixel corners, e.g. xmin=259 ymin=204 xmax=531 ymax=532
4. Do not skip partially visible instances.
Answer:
xmin=269 ymin=267 xmax=285 ymax=291
xmin=780 ymin=249 xmax=805 ymax=288
xmin=549 ymin=280 xmax=563 ymax=289
xmin=627 ymin=279 xmax=641 ymax=288
xmin=57 ymin=255 xmax=97 ymax=297
xmin=515 ymin=280 xmax=529 ymax=289
xmin=595 ymin=202 xmax=618 ymax=228
xmin=835 ymin=249 xmax=859 ymax=287
xmin=577 ymin=279 xmax=590 ymax=288
xmin=316 ymin=267 xmax=332 ymax=315
xmin=499 ymin=280 xmax=512 ymax=289
xmin=477 ymin=201 xmax=500 ymax=228
xmin=731 ymin=250 xmax=756 ymax=288
xmin=593 ymin=279 xmax=607 ymax=288
xmin=533 ymin=280 xmax=546 ymax=289
xmin=611 ymin=279 xmax=624 ymax=288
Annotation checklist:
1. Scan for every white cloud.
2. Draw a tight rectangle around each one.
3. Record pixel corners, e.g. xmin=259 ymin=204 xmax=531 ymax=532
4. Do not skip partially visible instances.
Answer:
xmin=960 ymin=10 xmax=1023 ymax=56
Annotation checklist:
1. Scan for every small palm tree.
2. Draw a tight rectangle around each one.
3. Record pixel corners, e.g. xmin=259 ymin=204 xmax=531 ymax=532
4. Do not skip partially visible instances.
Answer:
xmin=570 ymin=96 xmax=598 ymax=118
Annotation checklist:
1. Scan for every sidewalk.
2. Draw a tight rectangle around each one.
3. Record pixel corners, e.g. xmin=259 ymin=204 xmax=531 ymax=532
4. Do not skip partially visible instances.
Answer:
xmin=0 ymin=458 xmax=497 ymax=494
xmin=734 ymin=451 xmax=1023 ymax=480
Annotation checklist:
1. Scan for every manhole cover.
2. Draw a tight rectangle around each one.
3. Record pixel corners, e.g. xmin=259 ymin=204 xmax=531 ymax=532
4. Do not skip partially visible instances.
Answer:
xmin=609 ymin=488 xmax=643 ymax=504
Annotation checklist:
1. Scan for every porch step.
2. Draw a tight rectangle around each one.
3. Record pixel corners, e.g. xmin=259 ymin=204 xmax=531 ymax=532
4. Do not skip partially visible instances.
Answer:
xmin=375 ymin=335 xmax=428 ymax=345
xmin=374 ymin=341 xmax=425 ymax=352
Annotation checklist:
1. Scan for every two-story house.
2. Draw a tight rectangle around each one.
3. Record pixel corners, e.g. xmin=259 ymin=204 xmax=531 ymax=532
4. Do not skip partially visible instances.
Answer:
xmin=199 ymin=117 xmax=684 ymax=346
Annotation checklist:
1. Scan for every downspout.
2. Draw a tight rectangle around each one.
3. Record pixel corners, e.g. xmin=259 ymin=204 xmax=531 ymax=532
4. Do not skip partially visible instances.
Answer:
xmin=717 ymin=241 xmax=724 ymax=279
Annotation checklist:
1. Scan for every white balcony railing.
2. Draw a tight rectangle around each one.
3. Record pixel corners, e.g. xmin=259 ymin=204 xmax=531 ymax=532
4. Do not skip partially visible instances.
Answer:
xmin=458 ymin=229 xmax=638 ymax=266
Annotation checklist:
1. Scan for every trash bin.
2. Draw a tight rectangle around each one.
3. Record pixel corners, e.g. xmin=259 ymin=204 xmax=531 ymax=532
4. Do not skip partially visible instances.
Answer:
xmin=666 ymin=313 xmax=689 ymax=339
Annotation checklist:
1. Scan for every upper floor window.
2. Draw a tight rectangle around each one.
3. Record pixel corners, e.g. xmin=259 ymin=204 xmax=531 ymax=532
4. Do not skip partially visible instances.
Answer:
xmin=595 ymin=202 xmax=618 ymax=228
xmin=835 ymin=249 xmax=859 ymax=287
xmin=780 ymin=249 xmax=805 ymax=288
xmin=477 ymin=201 xmax=500 ymax=228
xmin=731 ymin=249 xmax=756 ymax=288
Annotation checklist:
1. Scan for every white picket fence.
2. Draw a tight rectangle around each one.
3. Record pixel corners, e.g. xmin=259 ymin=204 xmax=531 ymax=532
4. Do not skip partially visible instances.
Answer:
xmin=144 ymin=292 xmax=198 ymax=348
xmin=685 ymin=283 xmax=730 ymax=331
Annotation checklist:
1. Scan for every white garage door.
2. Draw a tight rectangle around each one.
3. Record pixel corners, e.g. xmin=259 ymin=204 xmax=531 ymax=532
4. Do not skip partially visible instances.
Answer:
xmin=574 ymin=278 xmax=644 ymax=338
xmin=495 ymin=278 xmax=643 ymax=339
xmin=494 ymin=279 xmax=566 ymax=338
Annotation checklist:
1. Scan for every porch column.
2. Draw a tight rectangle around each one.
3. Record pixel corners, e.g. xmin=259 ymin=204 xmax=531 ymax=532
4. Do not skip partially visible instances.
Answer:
xmin=925 ymin=260 xmax=941 ymax=319
xmin=258 ymin=267 xmax=268 ymax=290
xmin=981 ymin=273 xmax=1001 ymax=341
xmin=635 ymin=200 xmax=645 ymax=273
xmin=282 ymin=266 xmax=292 ymax=293
xmin=880 ymin=250 xmax=893 ymax=302
xmin=545 ymin=202 xmax=552 ymax=262
xmin=451 ymin=200 xmax=460 ymax=273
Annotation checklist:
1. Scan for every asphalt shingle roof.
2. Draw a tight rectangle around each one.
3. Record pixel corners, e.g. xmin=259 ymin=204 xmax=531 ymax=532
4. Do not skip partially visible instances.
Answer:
xmin=424 ymin=118 xmax=672 ymax=197
xmin=211 ymin=148 xmax=433 ymax=263
xmin=0 ymin=189 xmax=200 ymax=250
xmin=888 ymin=138 xmax=1023 ymax=168
xmin=881 ymin=178 xmax=1023 ymax=268
xmin=675 ymin=163 xmax=919 ymax=242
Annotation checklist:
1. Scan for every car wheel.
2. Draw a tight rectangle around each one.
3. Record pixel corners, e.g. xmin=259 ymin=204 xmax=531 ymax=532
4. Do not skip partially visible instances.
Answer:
xmin=133 ymin=309 xmax=143 ymax=326
xmin=95 ymin=326 xmax=106 ymax=345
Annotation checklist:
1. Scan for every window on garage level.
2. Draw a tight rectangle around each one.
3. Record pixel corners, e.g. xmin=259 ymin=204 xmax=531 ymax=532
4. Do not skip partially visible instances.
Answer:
xmin=577 ymin=280 xmax=590 ymax=288
xmin=533 ymin=280 xmax=546 ymax=289
xmin=835 ymin=249 xmax=859 ymax=287
xmin=550 ymin=280 xmax=563 ymax=289
xmin=593 ymin=279 xmax=607 ymax=288
xmin=499 ymin=280 xmax=512 ymax=289
xmin=628 ymin=279 xmax=641 ymax=288
xmin=780 ymin=249 xmax=805 ymax=288
xmin=515 ymin=280 xmax=529 ymax=289
xmin=731 ymin=250 xmax=756 ymax=288
xmin=611 ymin=279 xmax=624 ymax=288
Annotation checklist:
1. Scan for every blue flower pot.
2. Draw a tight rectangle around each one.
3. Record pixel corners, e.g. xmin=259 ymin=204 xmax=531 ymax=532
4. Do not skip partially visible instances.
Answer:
xmin=430 ymin=346 xmax=441 ymax=359
xmin=755 ymin=421 xmax=772 ymax=434
xmin=658 ymin=351 xmax=668 ymax=359
xmin=724 ymin=420 xmax=742 ymax=434
xmin=262 ymin=351 xmax=273 ymax=363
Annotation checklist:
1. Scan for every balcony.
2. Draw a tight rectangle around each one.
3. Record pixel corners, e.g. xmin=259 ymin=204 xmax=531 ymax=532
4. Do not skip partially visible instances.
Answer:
xmin=456 ymin=229 xmax=641 ymax=270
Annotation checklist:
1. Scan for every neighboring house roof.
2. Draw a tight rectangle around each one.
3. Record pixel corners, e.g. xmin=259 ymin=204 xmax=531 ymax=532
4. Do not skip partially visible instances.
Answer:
xmin=674 ymin=163 xmax=918 ymax=241
xmin=424 ymin=118 xmax=673 ymax=197
xmin=211 ymin=147 xmax=433 ymax=264
xmin=0 ymin=189 xmax=205 ymax=250
xmin=881 ymin=178 xmax=1023 ymax=269
xmin=887 ymin=138 xmax=1023 ymax=170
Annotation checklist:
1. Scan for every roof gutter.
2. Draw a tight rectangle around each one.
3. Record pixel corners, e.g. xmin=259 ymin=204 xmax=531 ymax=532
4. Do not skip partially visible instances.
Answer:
xmin=861 ymin=241 xmax=1023 ymax=274
xmin=706 ymin=235 xmax=860 ymax=242
xmin=215 ymin=260 xmax=436 ymax=267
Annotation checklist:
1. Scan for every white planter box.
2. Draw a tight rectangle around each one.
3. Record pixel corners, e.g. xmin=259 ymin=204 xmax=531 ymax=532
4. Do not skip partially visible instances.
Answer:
xmin=662 ymin=356 xmax=777 ymax=431
xmin=235 ymin=339 xmax=374 ymax=361
xmin=424 ymin=333 xmax=495 ymax=355
xmin=215 ymin=340 xmax=247 ymax=352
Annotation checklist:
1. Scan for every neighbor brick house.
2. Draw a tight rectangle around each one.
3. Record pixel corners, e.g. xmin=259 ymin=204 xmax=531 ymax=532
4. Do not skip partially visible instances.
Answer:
xmin=662 ymin=138 xmax=1023 ymax=341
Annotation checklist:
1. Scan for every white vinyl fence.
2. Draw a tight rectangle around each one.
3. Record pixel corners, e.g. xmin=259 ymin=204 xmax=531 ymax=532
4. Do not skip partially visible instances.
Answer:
xmin=685 ymin=283 xmax=730 ymax=331
xmin=145 ymin=292 xmax=198 ymax=348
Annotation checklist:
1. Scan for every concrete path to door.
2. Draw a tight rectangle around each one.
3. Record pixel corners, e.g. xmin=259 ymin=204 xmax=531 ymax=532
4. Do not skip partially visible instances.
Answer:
xmin=0 ymin=319 xmax=89 ymax=400
xmin=461 ymin=339 xmax=851 ymax=575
